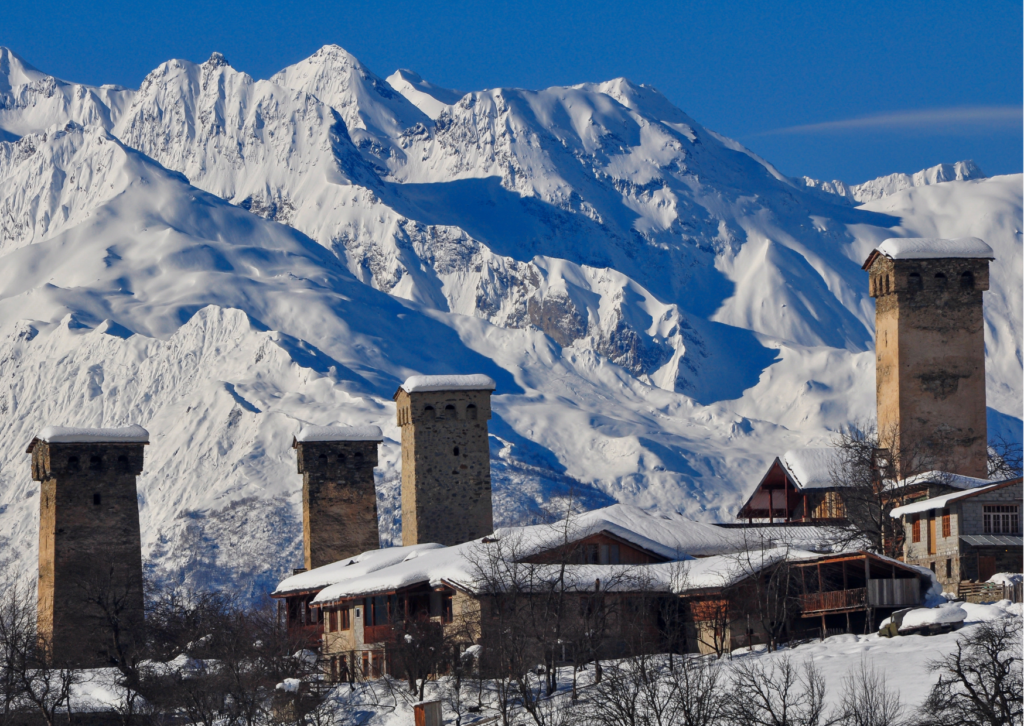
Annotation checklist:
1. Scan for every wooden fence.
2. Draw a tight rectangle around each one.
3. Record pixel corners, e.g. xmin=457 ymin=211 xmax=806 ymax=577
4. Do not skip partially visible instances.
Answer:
xmin=958 ymin=580 xmax=1023 ymax=604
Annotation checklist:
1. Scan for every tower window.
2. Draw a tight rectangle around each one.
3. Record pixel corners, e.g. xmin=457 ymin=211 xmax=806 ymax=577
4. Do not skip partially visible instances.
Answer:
xmin=318 ymin=453 xmax=328 ymax=463
xmin=453 ymin=446 xmax=460 ymax=457
xmin=89 ymin=455 xmax=103 ymax=471
xmin=960 ymin=270 xmax=974 ymax=289
xmin=93 ymin=493 xmax=101 ymax=506
xmin=352 ymin=452 xmax=362 ymax=465
xmin=934 ymin=272 xmax=947 ymax=287
xmin=883 ymin=276 xmax=890 ymax=294
xmin=466 ymin=404 xmax=478 ymax=420
xmin=67 ymin=456 xmax=79 ymax=471
xmin=424 ymin=405 xmax=435 ymax=418
xmin=118 ymin=455 xmax=130 ymax=472
xmin=908 ymin=272 xmax=922 ymax=291
xmin=445 ymin=404 xmax=456 ymax=419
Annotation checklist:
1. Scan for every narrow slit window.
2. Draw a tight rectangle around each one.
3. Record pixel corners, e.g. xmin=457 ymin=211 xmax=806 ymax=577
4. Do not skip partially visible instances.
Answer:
xmin=93 ymin=493 xmax=101 ymax=506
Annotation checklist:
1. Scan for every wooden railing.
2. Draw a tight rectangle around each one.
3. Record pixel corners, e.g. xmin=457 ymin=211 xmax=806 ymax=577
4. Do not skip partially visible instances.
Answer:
xmin=363 ymin=624 xmax=393 ymax=643
xmin=799 ymin=587 xmax=866 ymax=614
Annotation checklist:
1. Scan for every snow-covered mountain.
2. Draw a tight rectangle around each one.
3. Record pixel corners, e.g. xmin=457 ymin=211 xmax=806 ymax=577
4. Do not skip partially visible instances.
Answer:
xmin=0 ymin=45 xmax=1019 ymax=594
xmin=800 ymin=160 xmax=986 ymax=204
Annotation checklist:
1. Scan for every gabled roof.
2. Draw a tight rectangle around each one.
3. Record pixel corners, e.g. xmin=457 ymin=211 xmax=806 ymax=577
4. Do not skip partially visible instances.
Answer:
xmin=890 ymin=478 xmax=1022 ymax=518
xmin=277 ymin=504 xmax=762 ymax=605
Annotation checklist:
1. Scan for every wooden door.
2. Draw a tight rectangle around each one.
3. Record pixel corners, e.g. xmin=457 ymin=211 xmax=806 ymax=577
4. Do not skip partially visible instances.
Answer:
xmin=978 ymin=556 xmax=997 ymax=582
xmin=928 ymin=517 xmax=936 ymax=554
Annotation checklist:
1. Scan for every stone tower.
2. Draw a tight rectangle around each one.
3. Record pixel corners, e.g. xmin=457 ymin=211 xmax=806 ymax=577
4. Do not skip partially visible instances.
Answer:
xmin=294 ymin=425 xmax=383 ymax=569
xmin=27 ymin=425 xmax=148 ymax=667
xmin=395 ymin=375 xmax=495 ymax=546
xmin=863 ymin=237 xmax=993 ymax=478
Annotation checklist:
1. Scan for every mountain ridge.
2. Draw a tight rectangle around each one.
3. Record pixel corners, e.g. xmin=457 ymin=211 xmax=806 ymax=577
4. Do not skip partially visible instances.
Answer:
xmin=0 ymin=44 xmax=1019 ymax=594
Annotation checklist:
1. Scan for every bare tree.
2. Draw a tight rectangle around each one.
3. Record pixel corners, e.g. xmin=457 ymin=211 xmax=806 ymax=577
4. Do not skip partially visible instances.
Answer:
xmin=725 ymin=656 xmax=833 ymax=726
xmin=917 ymin=618 xmax=1022 ymax=726
xmin=827 ymin=423 xmax=951 ymax=557
xmin=730 ymin=532 xmax=801 ymax=653
xmin=835 ymin=659 xmax=906 ymax=726
xmin=987 ymin=437 xmax=1023 ymax=480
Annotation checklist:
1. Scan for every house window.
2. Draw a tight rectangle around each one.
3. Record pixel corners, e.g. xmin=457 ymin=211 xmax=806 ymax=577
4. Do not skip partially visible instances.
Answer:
xmin=441 ymin=594 xmax=453 ymax=624
xmin=362 ymin=652 xmax=370 ymax=679
xmin=93 ymin=493 xmax=102 ymax=506
xmin=328 ymin=610 xmax=338 ymax=632
xmin=339 ymin=606 xmax=351 ymax=630
xmin=945 ymin=559 xmax=952 ymax=579
xmin=984 ymin=505 xmax=1019 ymax=534
xmin=941 ymin=509 xmax=951 ymax=538
xmin=911 ymin=516 xmax=921 ymax=543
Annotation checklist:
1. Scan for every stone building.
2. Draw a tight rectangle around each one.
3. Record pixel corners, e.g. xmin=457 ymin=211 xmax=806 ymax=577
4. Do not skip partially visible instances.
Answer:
xmin=890 ymin=478 xmax=1022 ymax=589
xmin=293 ymin=425 xmax=384 ymax=571
xmin=26 ymin=425 xmax=149 ymax=667
xmin=862 ymin=237 xmax=994 ymax=478
xmin=394 ymin=375 xmax=495 ymax=547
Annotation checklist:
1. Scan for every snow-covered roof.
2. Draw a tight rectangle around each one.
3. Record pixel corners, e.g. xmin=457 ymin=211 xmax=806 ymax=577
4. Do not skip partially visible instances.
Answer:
xmin=298 ymin=505 xmax=823 ymax=605
xmin=674 ymin=547 xmax=824 ymax=592
xmin=398 ymin=374 xmax=496 ymax=393
xmin=893 ymin=470 xmax=995 ymax=491
xmin=33 ymin=425 xmax=150 ymax=445
xmin=294 ymin=424 xmax=383 ymax=443
xmin=273 ymin=544 xmax=445 ymax=595
xmin=873 ymin=237 xmax=994 ymax=262
xmin=889 ymin=479 xmax=1019 ymax=518
xmin=495 ymin=503 xmax=751 ymax=560
xmin=782 ymin=448 xmax=842 ymax=490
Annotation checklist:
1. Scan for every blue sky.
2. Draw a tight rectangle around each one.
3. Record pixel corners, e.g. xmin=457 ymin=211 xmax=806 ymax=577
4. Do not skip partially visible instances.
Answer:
xmin=4 ymin=0 xmax=1020 ymax=183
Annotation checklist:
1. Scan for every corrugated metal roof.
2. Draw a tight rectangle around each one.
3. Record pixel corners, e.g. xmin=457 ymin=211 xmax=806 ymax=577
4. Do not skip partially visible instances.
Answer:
xmin=960 ymin=534 xmax=1023 ymax=547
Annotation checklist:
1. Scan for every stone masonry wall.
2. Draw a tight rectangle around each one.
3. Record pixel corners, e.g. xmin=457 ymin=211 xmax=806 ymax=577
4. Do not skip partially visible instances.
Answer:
xmin=870 ymin=256 xmax=990 ymax=478
xmin=396 ymin=389 xmax=493 ymax=547
xmin=32 ymin=441 xmax=145 ymax=667
xmin=902 ymin=483 xmax=1022 ymax=587
xmin=296 ymin=440 xmax=380 ymax=570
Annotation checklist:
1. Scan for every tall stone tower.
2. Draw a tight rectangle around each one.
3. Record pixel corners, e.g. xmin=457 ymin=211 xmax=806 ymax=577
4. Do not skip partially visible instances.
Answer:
xmin=27 ymin=425 xmax=148 ymax=667
xmin=294 ymin=425 xmax=383 ymax=569
xmin=863 ymin=237 xmax=993 ymax=478
xmin=395 ymin=375 xmax=495 ymax=547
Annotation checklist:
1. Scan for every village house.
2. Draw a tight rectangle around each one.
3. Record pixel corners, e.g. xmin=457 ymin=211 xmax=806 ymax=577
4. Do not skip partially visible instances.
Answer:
xmin=736 ymin=448 xmax=850 ymax=524
xmin=890 ymin=477 xmax=1022 ymax=590
xmin=273 ymin=503 xmax=932 ymax=678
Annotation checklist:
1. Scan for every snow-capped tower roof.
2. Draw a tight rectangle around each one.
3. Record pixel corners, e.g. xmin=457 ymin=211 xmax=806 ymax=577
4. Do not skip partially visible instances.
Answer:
xmin=396 ymin=374 xmax=496 ymax=395
xmin=862 ymin=237 xmax=994 ymax=269
xmin=26 ymin=425 xmax=150 ymax=453
xmin=293 ymin=424 xmax=384 ymax=444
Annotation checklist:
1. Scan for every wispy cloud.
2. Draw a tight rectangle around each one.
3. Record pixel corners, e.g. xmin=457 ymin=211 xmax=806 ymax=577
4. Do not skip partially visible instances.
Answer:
xmin=753 ymin=106 xmax=1023 ymax=136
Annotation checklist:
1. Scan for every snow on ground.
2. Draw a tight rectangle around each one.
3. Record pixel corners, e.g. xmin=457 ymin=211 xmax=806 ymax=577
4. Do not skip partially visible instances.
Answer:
xmin=320 ymin=610 xmax=1022 ymax=726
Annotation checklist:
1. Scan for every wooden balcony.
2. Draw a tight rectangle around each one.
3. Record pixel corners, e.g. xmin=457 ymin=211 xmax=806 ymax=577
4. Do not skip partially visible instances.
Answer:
xmin=799 ymin=587 xmax=866 ymax=615
xmin=363 ymin=624 xmax=393 ymax=644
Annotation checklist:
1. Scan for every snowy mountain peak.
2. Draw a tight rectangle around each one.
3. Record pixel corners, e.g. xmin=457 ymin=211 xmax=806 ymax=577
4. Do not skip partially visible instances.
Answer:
xmin=0 ymin=47 xmax=48 ymax=91
xmin=270 ymin=45 xmax=430 ymax=167
xmin=204 ymin=52 xmax=231 ymax=69
xmin=386 ymin=69 xmax=463 ymax=118
xmin=801 ymin=160 xmax=987 ymax=204
xmin=0 ymin=49 xmax=133 ymax=139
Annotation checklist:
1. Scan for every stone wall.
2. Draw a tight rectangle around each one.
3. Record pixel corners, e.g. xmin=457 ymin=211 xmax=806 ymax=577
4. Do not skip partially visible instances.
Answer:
xmin=901 ymin=483 xmax=1022 ymax=587
xmin=295 ymin=440 xmax=381 ymax=569
xmin=31 ymin=441 xmax=145 ymax=667
xmin=870 ymin=256 xmax=990 ymax=478
xmin=396 ymin=388 xmax=493 ymax=547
